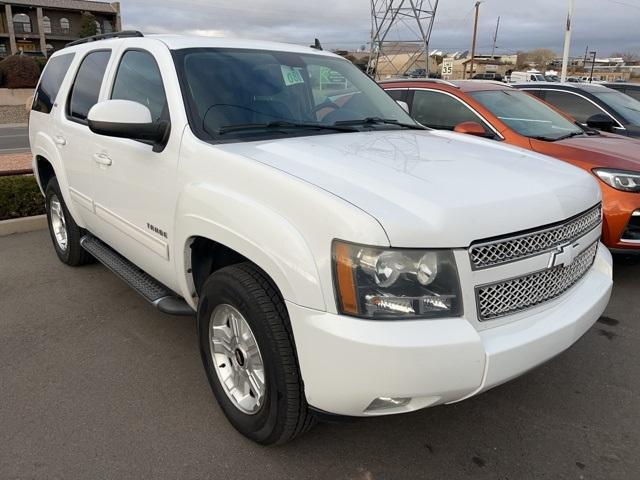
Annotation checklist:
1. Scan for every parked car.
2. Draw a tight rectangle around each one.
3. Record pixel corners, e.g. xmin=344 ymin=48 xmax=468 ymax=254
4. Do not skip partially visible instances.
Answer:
xmin=602 ymin=82 xmax=640 ymax=102
xmin=472 ymin=72 xmax=503 ymax=82
xmin=381 ymin=79 xmax=640 ymax=253
xmin=545 ymin=75 xmax=560 ymax=82
xmin=512 ymin=82 xmax=640 ymax=138
xmin=30 ymin=33 xmax=612 ymax=445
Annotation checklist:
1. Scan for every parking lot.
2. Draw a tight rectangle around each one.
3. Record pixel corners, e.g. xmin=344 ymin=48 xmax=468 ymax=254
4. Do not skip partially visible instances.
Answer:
xmin=1 ymin=229 xmax=638 ymax=479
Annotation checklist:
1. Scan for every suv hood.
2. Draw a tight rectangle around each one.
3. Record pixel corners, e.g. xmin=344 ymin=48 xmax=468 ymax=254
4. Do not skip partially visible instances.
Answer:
xmin=533 ymin=132 xmax=640 ymax=172
xmin=218 ymin=130 xmax=600 ymax=247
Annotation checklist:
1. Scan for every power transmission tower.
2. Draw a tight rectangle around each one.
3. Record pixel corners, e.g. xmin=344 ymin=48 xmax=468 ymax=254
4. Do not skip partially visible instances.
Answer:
xmin=367 ymin=0 xmax=440 ymax=79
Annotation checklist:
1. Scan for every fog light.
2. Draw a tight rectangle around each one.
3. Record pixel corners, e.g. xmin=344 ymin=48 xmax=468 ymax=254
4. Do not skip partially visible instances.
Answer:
xmin=365 ymin=397 xmax=411 ymax=412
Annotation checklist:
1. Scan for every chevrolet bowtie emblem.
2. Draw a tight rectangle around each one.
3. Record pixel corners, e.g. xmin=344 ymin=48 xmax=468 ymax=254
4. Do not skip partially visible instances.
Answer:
xmin=549 ymin=242 xmax=580 ymax=268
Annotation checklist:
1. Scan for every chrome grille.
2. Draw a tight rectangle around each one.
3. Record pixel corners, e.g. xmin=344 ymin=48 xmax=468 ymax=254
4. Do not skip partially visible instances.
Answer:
xmin=476 ymin=242 xmax=598 ymax=321
xmin=469 ymin=205 xmax=602 ymax=270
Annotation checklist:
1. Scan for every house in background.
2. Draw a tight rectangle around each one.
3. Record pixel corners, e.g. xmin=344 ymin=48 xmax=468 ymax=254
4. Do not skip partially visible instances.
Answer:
xmin=0 ymin=0 xmax=121 ymax=57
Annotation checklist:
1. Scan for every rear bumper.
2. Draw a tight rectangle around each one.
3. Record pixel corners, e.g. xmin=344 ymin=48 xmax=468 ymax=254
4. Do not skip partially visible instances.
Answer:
xmin=288 ymin=246 xmax=613 ymax=417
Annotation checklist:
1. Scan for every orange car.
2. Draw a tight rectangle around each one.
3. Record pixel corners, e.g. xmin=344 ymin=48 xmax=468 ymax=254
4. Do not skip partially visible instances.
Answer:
xmin=381 ymin=79 xmax=640 ymax=253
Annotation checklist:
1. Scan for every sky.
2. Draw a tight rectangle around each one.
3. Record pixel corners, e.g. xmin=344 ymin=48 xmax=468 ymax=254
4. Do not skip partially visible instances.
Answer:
xmin=121 ymin=0 xmax=640 ymax=57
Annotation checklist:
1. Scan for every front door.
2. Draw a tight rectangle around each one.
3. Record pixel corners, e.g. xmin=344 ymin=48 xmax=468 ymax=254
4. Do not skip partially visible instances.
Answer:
xmin=89 ymin=43 xmax=181 ymax=289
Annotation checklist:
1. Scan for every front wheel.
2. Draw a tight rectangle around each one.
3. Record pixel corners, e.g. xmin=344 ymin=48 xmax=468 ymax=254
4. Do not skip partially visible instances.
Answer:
xmin=197 ymin=263 xmax=315 ymax=445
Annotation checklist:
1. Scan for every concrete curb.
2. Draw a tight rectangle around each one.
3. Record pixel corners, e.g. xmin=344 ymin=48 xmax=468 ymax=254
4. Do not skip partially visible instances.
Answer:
xmin=0 ymin=123 xmax=28 ymax=128
xmin=0 ymin=215 xmax=47 ymax=237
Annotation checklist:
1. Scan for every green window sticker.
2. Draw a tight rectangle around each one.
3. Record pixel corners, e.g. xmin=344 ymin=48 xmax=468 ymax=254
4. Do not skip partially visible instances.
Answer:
xmin=281 ymin=65 xmax=305 ymax=86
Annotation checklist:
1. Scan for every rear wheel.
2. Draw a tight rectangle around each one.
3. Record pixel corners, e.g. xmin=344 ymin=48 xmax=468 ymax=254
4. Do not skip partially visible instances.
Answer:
xmin=45 ymin=177 xmax=93 ymax=266
xmin=197 ymin=263 xmax=315 ymax=445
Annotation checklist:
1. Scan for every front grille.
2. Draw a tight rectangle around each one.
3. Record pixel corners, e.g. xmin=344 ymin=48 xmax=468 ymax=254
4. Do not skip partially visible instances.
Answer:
xmin=476 ymin=242 xmax=598 ymax=321
xmin=469 ymin=205 xmax=602 ymax=269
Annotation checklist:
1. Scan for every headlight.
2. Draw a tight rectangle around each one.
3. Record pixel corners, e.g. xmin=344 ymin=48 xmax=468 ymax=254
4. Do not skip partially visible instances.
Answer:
xmin=332 ymin=241 xmax=462 ymax=320
xmin=593 ymin=169 xmax=640 ymax=193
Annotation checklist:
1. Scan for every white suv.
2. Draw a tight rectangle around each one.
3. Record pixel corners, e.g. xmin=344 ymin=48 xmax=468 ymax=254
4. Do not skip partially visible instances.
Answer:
xmin=29 ymin=32 xmax=613 ymax=445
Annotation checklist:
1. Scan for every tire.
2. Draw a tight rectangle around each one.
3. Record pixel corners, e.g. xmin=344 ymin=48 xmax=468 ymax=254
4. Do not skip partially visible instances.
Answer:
xmin=45 ymin=177 xmax=93 ymax=266
xmin=197 ymin=263 xmax=315 ymax=445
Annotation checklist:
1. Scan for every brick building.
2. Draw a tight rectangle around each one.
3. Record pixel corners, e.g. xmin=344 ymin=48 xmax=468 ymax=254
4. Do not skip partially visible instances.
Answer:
xmin=0 ymin=0 xmax=121 ymax=57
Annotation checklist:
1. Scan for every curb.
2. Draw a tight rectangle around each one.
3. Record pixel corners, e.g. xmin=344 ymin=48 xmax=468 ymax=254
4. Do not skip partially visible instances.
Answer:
xmin=0 ymin=123 xmax=28 ymax=128
xmin=0 ymin=215 xmax=47 ymax=237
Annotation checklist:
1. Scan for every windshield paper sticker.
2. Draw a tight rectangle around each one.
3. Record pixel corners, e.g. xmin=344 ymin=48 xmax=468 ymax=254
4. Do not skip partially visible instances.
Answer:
xmin=281 ymin=66 xmax=305 ymax=86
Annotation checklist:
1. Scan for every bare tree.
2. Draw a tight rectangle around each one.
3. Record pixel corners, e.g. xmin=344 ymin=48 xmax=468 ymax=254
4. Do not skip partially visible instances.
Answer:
xmin=523 ymin=49 xmax=557 ymax=71
xmin=611 ymin=51 xmax=640 ymax=63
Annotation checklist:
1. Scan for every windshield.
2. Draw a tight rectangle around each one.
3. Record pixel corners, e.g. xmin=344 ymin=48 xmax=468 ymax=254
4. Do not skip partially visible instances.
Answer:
xmin=470 ymin=89 xmax=584 ymax=140
xmin=593 ymin=90 xmax=640 ymax=126
xmin=173 ymin=48 xmax=418 ymax=141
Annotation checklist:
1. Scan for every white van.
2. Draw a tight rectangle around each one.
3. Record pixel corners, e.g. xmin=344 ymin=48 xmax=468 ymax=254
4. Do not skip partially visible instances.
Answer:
xmin=509 ymin=70 xmax=546 ymax=83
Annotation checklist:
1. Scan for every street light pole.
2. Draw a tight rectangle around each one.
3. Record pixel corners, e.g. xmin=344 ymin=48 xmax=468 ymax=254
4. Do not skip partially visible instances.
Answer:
xmin=589 ymin=51 xmax=596 ymax=83
xmin=561 ymin=0 xmax=575 ymax=83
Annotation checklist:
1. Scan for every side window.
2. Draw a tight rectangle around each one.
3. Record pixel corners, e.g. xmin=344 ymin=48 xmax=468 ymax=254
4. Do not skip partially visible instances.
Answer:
xmin=386 ymin=89 xmax=407 ymax=102
xmin=32 ymin=53 xmax=75 ymax=114
xmin=542 ymin=90 xmax=603 ymax=124
xmin=68 ymin=50 xmax=111 ymax=122
xmin=111 ymin=50 xmax=168 ymax=122
xmin=411 ymin=90 xmax=491 ymax=133
xmin=524 ymin=89 xmax=545 ymax=100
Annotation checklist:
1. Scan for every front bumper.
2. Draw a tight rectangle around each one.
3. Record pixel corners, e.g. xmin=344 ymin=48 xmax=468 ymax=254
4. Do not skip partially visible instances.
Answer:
xmin=288 ymin=246 xmax=613 ymax=417
xmin=601 ymin=188 xmax=640 ymax=250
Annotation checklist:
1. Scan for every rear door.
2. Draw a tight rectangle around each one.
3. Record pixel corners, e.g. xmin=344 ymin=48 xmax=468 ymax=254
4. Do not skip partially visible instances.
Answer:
xmin=89 ymin=40 xmax=183 ymax=288
xmin=56 ymin=48 xmax=113 ymax=230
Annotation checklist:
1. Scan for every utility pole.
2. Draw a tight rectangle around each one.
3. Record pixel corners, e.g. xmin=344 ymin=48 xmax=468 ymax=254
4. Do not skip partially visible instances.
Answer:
xmin=560 ymin=0 xmax=574 ymax=82
xmin=589 ymin=50 xmax=596 ymax=82
xmin=491 ymin=16 xmax=500 ymax=59
xmin=467 ymin=1 xmax=481 ymax=79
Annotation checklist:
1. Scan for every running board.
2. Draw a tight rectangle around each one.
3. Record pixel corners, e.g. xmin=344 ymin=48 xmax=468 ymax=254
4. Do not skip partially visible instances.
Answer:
xmin=80 ymin=234 xmax=195 ymax=317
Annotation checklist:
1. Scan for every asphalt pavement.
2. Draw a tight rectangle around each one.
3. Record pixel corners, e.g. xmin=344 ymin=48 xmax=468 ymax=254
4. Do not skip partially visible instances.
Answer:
xmin=1 ymin=229 xmax=638 ymax=479
xmin=0 ymin=125 xmax=30 ymax=154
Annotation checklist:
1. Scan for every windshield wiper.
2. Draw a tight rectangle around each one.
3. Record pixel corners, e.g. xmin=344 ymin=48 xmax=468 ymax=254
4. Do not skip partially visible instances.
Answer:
xmin=333 ymin=117 xmax=426 ymax=130
xmin=531 ymin=131 xmax=584 ymax=142
xmin=217 ymin=121 xmax=358 ymax=135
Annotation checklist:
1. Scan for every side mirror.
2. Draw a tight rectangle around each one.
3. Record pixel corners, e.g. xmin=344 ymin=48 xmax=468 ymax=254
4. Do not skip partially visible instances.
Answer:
xmin=454 ymin=121 xmax=487 ymax=137
xmin=88 ymin=100 xmax=170 ymax=148
xmin=586 ymin=113 xmax=616 ymax=132
xmin=396 ymin=100 xmax=410 ymax=113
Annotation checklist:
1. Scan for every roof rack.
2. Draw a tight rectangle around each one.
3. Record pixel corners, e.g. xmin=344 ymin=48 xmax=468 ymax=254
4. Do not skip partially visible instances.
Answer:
xmin=379 ymin=78 xmax=460 ymax=88
xmin=66 ymin=30 xmax=143 ymax=48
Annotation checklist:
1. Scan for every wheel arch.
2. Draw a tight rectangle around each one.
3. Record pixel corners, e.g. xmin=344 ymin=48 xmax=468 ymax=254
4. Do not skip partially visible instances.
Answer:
xmin=173 ymin=188 xmax=326 ymax=312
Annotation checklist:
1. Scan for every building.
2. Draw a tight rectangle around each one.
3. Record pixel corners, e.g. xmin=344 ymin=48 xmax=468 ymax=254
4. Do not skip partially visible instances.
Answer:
xmin=0 ymin=0 xmax=121 ymax=57
xmin=443 ymin=54 xmax=518 ymax=80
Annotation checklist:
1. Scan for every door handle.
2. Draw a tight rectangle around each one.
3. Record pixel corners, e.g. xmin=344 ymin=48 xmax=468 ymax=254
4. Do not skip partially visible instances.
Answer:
xmin=54 ymin=135 xmax=66 ymax=146
xmin=92 ymin=153 xmax=112 ymax=167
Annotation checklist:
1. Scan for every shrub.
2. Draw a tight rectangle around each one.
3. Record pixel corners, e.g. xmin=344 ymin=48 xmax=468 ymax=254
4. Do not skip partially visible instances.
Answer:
xmin=0 ymin=175 xmax=45 ymax=221
xmin=34 ymin=56 xmax=48 ymax=73
xmin=0 ymin=55 xmax=40 ymax=88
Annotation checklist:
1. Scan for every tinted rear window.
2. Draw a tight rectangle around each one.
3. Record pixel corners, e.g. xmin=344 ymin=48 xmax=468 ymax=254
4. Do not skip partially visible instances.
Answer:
xmin=68 ymin=50 xmax=111 ymax=122
xmin=32 ymin=53 xmax=75 ymax=114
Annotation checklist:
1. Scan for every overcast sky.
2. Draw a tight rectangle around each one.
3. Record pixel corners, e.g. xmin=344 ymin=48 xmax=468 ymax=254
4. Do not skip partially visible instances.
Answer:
xmin=122 ymin=0 xmax=640 ymax=56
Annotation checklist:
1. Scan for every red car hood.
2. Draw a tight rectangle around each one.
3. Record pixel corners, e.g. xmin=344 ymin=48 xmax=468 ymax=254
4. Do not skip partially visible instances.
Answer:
xmin=531 ymin=133 xmax=640 ymax=171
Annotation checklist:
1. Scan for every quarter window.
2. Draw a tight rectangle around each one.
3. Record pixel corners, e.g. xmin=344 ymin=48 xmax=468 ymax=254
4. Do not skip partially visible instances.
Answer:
xmin=541 ymin=90 xmax=604 ymax=124
xmin=68 ymin=50 xmax=111 ymax=122
xmin=411 ymin=90 xmax=491 ymax=134
xmin=32 ymin=53 xmax=75 ymax=114
xmin=111 ymin=50 xmax=168 ymax=122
